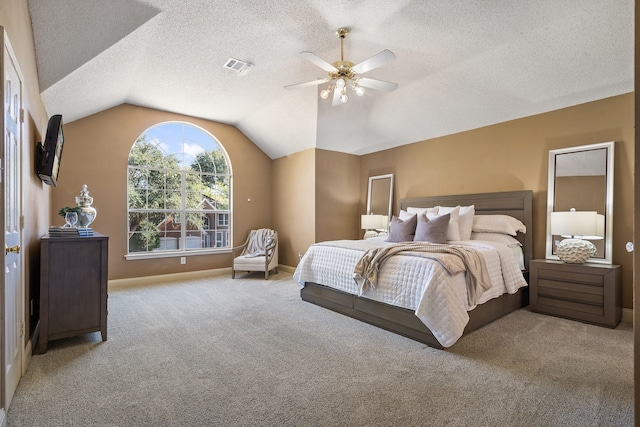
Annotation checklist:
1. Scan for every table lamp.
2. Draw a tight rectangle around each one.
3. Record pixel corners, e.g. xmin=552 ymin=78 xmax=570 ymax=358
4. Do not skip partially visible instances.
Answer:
xmin=361 ymin=214 xmax=388 ymax=239
xmin=550 ymin=209 xmax=604 ymax=263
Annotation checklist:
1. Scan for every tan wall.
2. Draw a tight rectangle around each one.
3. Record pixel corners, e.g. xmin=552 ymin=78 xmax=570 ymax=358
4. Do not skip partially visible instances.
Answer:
xmin=272 ymin=149 xmax=316 ymax=267
xmin=57 ymin=104 xmax=272 ymax=280
xmin=360 ymin=93 xmax=634 ymax=309
xmin=1 ymin=3 xmax=51 ymax=341
xmin=315 ymin=149 xmax=360 ymax=243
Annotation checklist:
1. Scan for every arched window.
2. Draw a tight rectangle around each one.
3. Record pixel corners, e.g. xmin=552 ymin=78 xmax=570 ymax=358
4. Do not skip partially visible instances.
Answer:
xmin=127 ymin=122 xmax=232 ymax=256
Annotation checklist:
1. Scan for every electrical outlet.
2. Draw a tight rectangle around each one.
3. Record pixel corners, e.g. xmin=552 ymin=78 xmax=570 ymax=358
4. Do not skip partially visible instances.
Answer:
xmin=180 ymin=257 xmax=186 ymax=265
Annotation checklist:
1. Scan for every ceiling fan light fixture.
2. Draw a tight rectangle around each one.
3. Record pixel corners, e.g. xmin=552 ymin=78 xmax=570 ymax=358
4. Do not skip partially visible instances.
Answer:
xmin=355 ymin=86 xmax=365 ymax=96
xmin=335 ymin=78 xmax=346 ymax=89
xmin=320 ymin=89 xmax=330 ymax=99
xmin=340 ymin=92 xmax=348 ymax=104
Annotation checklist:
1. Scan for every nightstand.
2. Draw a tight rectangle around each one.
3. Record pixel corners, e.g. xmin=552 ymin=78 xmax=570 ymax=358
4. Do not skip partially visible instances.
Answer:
xmin=529 ymin=259 xmax=621 ymax=328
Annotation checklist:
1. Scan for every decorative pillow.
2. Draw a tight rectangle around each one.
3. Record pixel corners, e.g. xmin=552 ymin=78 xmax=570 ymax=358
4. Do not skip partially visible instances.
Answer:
xmin=470 ymin=232 xmax=522 ymax=247
xmin=385 ymin=214 xmax=417 ymax=242
xmin=407 ymin=206 xmax=439 ymax=216
xmin=472 ymin=215 xmax=526 ymax=236
xmin=439 ymin=205 xmax=475 ymax=240
xmin=414 ymin=213 xmax=450 ymax=244
xmin=398 ymin=210 xmax=416 ymax=221
xmin=427 ymin=206 xmax=460 ymax=241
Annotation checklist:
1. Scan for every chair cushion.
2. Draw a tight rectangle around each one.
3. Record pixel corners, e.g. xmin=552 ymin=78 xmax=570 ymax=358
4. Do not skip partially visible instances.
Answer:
xmin=234 ymin=255 xmax=267 ymax=270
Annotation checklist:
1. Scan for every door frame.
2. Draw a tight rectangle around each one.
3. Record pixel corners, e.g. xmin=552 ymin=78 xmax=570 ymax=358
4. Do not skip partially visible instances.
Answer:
xmin=0 ymin=27 xmax=25 ymax=417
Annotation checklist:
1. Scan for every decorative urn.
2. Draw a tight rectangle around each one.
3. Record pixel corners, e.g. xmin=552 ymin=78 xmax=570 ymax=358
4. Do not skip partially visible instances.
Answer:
xmin=75 ymin=184 xmax=97 ymax=227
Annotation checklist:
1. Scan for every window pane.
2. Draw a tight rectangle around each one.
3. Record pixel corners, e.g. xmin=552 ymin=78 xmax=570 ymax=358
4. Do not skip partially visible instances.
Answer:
xmin=128 ymin=188 xmax=147 ymax=209
xmin=128 ymin=212 xmax=159 ymax=253
xmin=128 ymin=167 xmax=148 ymax=188
xmin=165 ymin=171 xmax=182 ymax=190
xmin=147 ymin=169 xmax=165 ymax=188
xmin=142 ymin=189 xmax=160 ymax=209
xmin=185 ymin=172 xmax=201 ymax=188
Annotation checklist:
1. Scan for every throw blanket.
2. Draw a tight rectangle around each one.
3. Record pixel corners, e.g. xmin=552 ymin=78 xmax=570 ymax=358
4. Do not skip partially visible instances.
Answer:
xmin=354 ymin=242 xmax=492 ymax=306
xmin=244 ymin=228 xmax=276 ymax=258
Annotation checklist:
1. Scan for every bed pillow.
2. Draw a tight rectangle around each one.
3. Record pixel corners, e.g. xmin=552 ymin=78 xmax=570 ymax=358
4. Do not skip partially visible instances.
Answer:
xmin=470 ymin=232 xmax=521 ymax=247
xmin=427 ymin=206 xmax=460 ymax=241
xmin=385 ymin=214 xmax=417 ymax=242
xmin=472 ymin=215 xmax=526 ymax=236
xmin=407 ymin=206 xmax=438 ymax=216
xmin=414 ymin=213 xmax=450 ymax=244
xmin=471 ymin=232 xmax=525 ymax=270
xmin=439 ymin=205 xmax=475 ymax=240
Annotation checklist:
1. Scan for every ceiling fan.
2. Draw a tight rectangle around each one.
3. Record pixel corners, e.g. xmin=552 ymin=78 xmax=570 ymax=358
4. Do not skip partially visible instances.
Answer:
xmin=285 ymin=28 xmax=398 ymax=106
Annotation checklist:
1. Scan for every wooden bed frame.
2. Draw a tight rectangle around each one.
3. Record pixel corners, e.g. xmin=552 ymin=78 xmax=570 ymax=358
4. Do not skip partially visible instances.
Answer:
xmin=300 ymin=190 xmax=533 ymax=349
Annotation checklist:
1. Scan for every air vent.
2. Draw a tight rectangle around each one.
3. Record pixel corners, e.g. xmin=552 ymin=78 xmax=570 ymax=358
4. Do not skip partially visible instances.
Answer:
xmin=223 ymin=58 xmax=254 ymax=75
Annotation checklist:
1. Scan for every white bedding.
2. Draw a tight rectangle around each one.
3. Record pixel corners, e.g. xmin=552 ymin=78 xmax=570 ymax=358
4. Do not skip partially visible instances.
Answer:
xmin=293 ymin=238 xmax=528 ymax=347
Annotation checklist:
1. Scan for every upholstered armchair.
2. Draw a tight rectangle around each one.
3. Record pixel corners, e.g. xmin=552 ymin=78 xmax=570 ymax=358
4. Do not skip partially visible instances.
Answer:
xmin=232 ymin=229 xmax=278 ymax=279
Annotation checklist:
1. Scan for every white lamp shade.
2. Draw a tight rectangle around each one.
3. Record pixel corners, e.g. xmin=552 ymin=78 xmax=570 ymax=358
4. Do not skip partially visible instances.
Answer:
xmin=578 ymin=214 xmax=605 ymax=240
xmin=361 ymin=214 xmax=388 ymax=230
xmin=550 ymin=211 xmax=603 ymax=238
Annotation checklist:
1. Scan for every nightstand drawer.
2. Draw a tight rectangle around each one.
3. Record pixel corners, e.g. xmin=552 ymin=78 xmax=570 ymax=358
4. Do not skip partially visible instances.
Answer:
xmin=536 ymin=268 xmax=604 ymax=286
xmin=529 ymin=259 xmax=621 ymax=328
xmin=538 ymin=278 xmax=603 ymax=305
xmin=537 ymin=297 xmax=603 ymax=316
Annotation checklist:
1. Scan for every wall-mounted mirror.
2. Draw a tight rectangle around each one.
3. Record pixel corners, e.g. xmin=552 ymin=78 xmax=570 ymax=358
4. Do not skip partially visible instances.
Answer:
xmin=367 ymin=174 xmax=394 ymax=220
xmin=546 ymin=141 xmax=614 ymax=264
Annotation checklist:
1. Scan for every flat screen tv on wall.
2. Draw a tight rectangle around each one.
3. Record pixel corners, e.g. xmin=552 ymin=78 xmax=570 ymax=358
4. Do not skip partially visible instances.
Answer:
xmin=36 ymin=114 xmax=64 ymax=187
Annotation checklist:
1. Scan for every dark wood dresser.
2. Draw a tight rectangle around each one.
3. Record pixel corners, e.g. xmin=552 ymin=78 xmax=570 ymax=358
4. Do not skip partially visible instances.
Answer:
xmin=38 ymin=233 xmax=109 ymax=353
xmin=529 ymin=259 xmax=621 ymax=328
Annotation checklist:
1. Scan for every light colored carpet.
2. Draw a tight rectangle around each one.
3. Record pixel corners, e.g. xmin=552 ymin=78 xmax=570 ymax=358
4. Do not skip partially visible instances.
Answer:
xmin=7 ymin=272 xmax=633 ymax=426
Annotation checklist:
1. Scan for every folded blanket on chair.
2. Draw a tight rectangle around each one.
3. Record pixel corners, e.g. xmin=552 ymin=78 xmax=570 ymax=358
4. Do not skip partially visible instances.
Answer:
xmin=244 ymin=228 xmax=276 ymax=258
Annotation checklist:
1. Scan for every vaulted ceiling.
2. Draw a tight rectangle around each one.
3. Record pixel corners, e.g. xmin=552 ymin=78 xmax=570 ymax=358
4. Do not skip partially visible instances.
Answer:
xmin=27 ymin=0 xmax=634 ymax=159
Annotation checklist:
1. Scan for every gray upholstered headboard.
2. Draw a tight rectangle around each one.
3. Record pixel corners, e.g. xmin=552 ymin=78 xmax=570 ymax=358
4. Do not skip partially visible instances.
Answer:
xmin=398 ymin=190 xmax=533 ymax=270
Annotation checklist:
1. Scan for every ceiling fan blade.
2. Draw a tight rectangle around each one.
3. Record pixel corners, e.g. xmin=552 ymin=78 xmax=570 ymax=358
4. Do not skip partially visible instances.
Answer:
xmin=284 ymin=78 xmax=330 ymax=90
xmin=300 ymin=51 xmax=338 ymax=72
xmin=357 ymin=77 xmax=398 ymax=92
xmin=332 ymin=87 xmax=342 ymax=106
xmin=351 ymin=49 xmax=396 ymax=74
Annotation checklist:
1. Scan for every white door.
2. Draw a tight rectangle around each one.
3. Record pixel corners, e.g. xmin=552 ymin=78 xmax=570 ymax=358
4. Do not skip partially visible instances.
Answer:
xmin=3 ymin=34 xmax=23 ymax=409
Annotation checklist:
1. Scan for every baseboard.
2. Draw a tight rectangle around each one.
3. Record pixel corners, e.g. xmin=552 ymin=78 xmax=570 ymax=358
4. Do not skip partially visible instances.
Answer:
xmin=278 ymin=264 xmax=296 ymax=274
xmin=109 ymin=267 xmax=232 ymax=289
xmin=22 ymin=336 xmax=33 ymax=375
xmin=622 ymin=307 xmax=633 ymax=323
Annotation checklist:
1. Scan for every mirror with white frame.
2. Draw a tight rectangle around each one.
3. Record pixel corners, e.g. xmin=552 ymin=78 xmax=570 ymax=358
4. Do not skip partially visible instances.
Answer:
xmin=546 ymin=141 xmax=614 ymax=264
xmin=366 ymin=173 xmax=393 ymax=223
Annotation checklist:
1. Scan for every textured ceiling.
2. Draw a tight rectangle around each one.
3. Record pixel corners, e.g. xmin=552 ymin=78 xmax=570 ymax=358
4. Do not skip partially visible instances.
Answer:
xmin=27 ymin=0 xmax=634 ymax=159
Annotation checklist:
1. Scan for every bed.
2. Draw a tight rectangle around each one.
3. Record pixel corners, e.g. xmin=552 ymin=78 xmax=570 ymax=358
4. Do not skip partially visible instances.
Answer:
xmin=295 ymin=190 xmax=533 ymax=349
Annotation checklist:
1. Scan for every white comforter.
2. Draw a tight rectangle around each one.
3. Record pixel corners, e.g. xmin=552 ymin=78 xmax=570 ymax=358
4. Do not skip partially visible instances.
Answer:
xmin=293 ymin=238 xmax=528 ymax=347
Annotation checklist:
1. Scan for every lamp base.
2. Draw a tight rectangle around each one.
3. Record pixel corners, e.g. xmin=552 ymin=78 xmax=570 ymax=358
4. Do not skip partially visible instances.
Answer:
xmin=556 ymin=238 xmax=596 ymax=264
xmin=363 ymin=230 xmax=379 ymax=239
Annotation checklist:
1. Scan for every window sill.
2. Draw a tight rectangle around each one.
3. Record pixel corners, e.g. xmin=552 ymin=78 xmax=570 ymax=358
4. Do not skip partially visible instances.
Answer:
xmin=124 ymin=248 xmax=231 ymax=261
